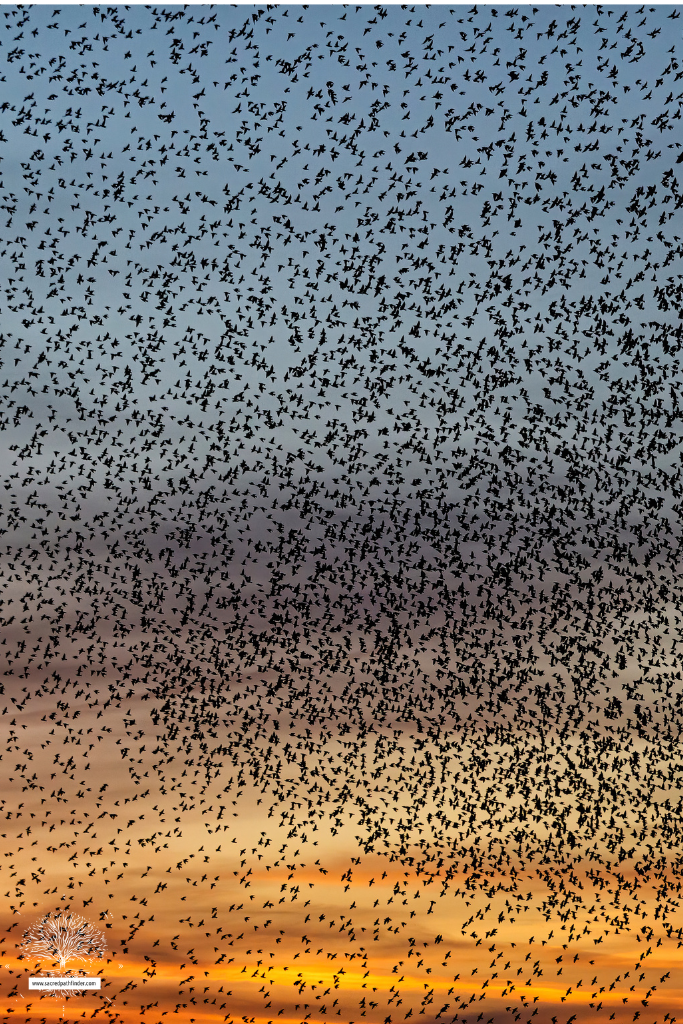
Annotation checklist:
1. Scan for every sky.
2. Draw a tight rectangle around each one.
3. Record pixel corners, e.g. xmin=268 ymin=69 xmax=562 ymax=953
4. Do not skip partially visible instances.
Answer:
xmin=1 ymin=3 xmax=683 ymax=1023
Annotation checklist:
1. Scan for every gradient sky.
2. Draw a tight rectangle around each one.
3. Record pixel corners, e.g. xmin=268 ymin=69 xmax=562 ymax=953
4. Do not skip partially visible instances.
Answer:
xmin=1 ymin=3 xmax=683 ymax=1024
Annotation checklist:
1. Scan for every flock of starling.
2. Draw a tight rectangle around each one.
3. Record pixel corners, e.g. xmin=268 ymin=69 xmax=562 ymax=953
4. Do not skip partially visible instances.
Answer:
xmin=0 ymin=3 xmax=683 ymax=1023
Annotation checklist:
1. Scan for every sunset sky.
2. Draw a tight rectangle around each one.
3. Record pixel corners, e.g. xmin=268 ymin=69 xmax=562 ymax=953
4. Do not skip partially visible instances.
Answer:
xmin=1 ymin=3 xmax=683 ymax=1023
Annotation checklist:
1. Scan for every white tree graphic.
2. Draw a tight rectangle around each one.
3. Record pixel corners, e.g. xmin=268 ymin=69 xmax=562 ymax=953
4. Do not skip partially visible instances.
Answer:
xmin=21 ymin=911 xmax=107 ymax=971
